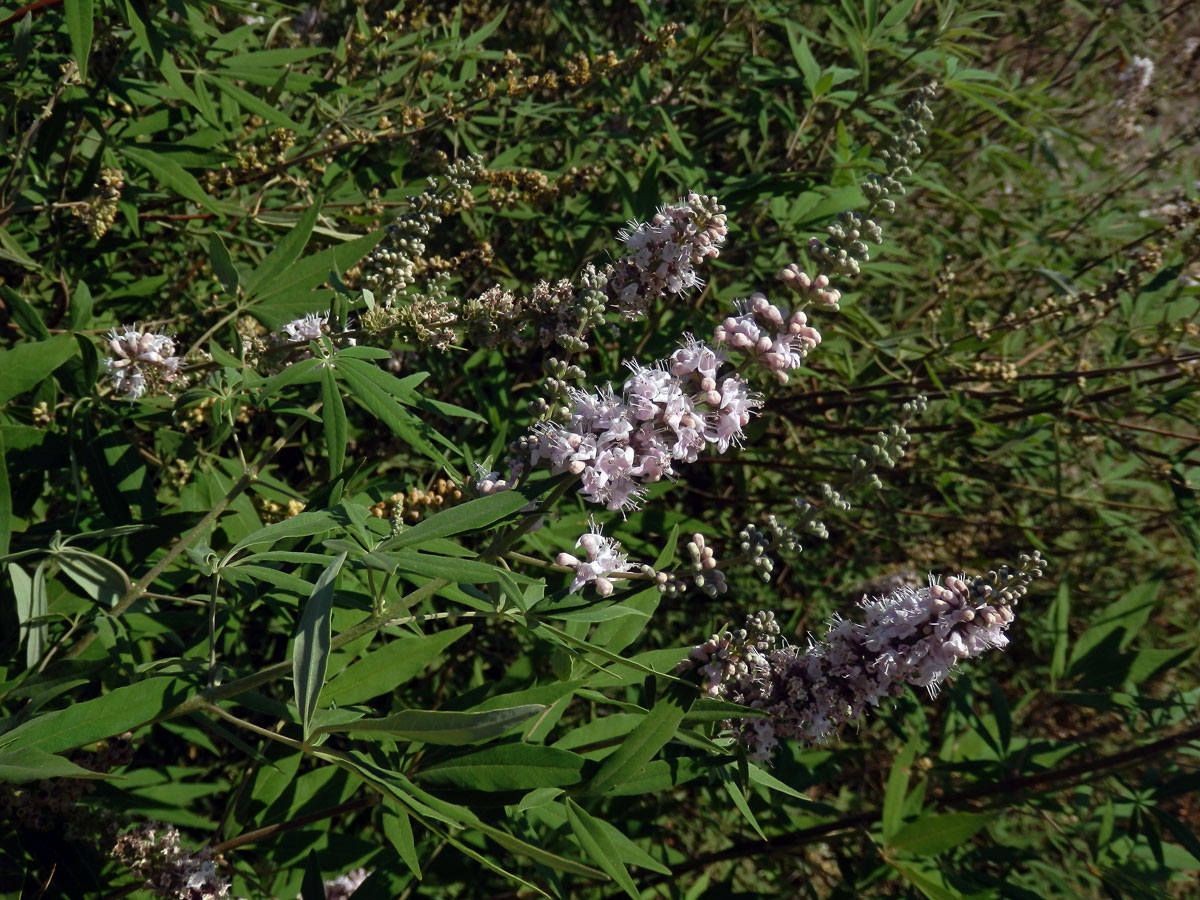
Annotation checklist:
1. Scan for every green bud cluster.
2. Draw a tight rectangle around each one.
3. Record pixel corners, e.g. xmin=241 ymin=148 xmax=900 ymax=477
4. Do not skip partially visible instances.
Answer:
xmin=970 ymin=551 xmax=1047 ymax=607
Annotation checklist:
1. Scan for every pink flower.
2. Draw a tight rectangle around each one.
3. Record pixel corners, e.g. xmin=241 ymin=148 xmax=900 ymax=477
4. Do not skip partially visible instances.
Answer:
xmin=101 ymin=325 xmax=184 ymax=400
xmin=685 ymin=573 xmax=1024 ymax=759
xmin=556 ymin=523 xmax=634 ymax=595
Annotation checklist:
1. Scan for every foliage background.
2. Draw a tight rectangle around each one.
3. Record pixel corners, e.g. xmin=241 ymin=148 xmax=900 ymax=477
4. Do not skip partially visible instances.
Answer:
xmin=1 ymin=0 xmax=1199 ymax=898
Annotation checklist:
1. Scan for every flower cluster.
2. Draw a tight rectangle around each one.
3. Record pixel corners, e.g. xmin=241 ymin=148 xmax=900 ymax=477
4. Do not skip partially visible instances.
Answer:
xmin=556 ymin=521 xmax=634 ymax=595
xmin=778 ymin=264 xmax=842 ymax=311
xmin=273 ymin=313 xmax=357 ymax=359
xmin=713 ymin=291 xmax=822 ymax=384
xmin=530 ymin=336 xmax=759 ymax=510
xmin=101 ymin=325 xmax=185 ymax=400
xmin=316 ymin=867 xmax=370 ymax=900
xmin=111 ymin=822 xmax=229 ymax=900
xmin=1115 ymin=55 xmax=1155 ymax=139
xmin=72 ymin=167 xmax=124 ymax=240
xmin=605 ymin=193 xmax=728 ymax=318
xmin=278 ymin=312 xmax=330 ymax=343
xmin=682 ymin=553 xmax=1044 ymax=759
xmin=685 ymin=611 xmax=780 ymax=698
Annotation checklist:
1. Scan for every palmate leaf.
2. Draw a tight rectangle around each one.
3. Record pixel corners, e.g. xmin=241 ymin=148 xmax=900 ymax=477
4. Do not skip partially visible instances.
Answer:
xmin=334 ymin=358 xmax=456 ymax=474
xmin=332 ymin=750 xmax=602 ymax=882
xmin=243 ymin=202 xmax=321 ymax=299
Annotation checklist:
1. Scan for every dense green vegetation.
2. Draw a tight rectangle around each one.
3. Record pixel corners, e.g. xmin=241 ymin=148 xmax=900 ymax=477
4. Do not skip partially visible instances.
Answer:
xmin=1 ymin=1 xmax=1198 ymax=898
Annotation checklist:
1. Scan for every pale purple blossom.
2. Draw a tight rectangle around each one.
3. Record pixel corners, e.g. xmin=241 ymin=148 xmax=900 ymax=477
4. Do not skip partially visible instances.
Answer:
xmin=110 ymin=822 xmax=229 ymax=900
xmin=684 ymin=574 xmax=1021 ymax=760
xmin=713 ymin=293 xmax=822 ymax=384
xmin=273 ymin=312 xmax=357 ymax=361
xmin=280 ymin=312 xmax=329 ymax=342
xmin=473 ymin=461 xmax=539 ymax=516
xmin=606 ymin=193 xmax=728 ymax=318
xmin=319 ymin=868 xmax=370 ymax=900
xmin=101 ymin=325 xmax=184 ymax=400
xmin=530 ymin=336 xmax=760 ymax=510
xmin=778 ymin=264 xmax=842 ymax=310
xmin=556 ymin=522 xmax=634 ymax=595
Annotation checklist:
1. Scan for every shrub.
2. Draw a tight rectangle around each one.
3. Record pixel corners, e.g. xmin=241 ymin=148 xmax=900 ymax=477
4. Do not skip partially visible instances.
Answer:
xmin=1 ymin=2 xmax=1198 ymax=899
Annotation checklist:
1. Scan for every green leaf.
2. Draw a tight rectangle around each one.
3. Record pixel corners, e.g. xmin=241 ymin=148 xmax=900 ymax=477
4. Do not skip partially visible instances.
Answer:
xmin=587 ymin=684 xmax=691 ymax=795
xmin=879 ymin=0 xmax=919 ymax=30
xmin=63 ymin=0 xmax=94 ymax=80
xmin=1068 ymin=581 xmax=1159 ymax=676
xmin=889 ymin=863 xmax=966 ymax=900
xmin=123 ymin=147 xmax=222 ymax=213
xmin=881 ymin=738 xmax=919 ymax=840
xmin=1048 ymin=580 xmax=1071 ymax=683
xmin=322 ymin=624 xmax=472 ymax=706
xmin=216 ymin=47 xmax=329 ymax=67
xmin=685 ymin=698 xmax=771 ymax=722
xmin=389 ymin=550 xmax=508 ymax=584
xmin=416 ymin=743 xmax=583 ymax=791
xmin=787 ymin=28 xmax=820 ymax=92
xmin=1 ymin=678 xmax=187 ymax=754
xmin=1 ymin=285 xmax=49 ymax=339
xmin=565 ymin=799 xmax=635 ymax=899
xmin=378 ymin=490 xmax=536 ymax=552
xmin=228 ymin=509 xmax=339 ymax=556
xmin=53 ymin=549 xmax=130 ymax=607
xmin=9 ymin=561 xmax=47 ymax=669
xmin=586 ymin=815 xmax=671 ymax=875
xmin=293 ymin=552 xmax=346 ymax=739
xmin=300 ymin=851 xmax=324 ymax=900
xmin=313 ymin=704 xmax=546 ymax=745
xmin=886 ymin=812 xmax=992 ymax=856
xmin=0 ymin=227 xmax=41 ymax=272
xmin=209 ymin=75 xmax=301 ymax=130
xmin=244 ymin=201 xmax=322 ymax=298
xmin=69 ymin=280 xmax=93 ymax=331
xmin=0 ymin=746 xmax=112 ymax=783
xmin=381 ymin=802 xmax=422 ymax=878
xmin=0 ymin=335 xmax=79 ymax=405
xmin=208 ymin=232 xmax=239 ymax=294
xmin=334 ymin=358 xmax=453 ymax=471
xmin=717 ymin=766 xmax=766 ymax=840
xmin=248 ymin=229 xmax=383 ymax=309
xmin=0 ymin=430 xmax=10 ymax=559
xmin=320 ymin=366 xmax=346 ymax=480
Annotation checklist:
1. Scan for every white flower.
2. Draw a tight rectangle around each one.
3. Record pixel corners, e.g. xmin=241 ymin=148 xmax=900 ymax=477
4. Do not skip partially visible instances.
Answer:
xmin=690 ymin=574 xmax=1023 ymax=757
xmin=280 ymin=312 xmax=328 ymax=342
xmin=556 ymin=522 xmax=633 ymax=595
xmin=101 ymin=325 xmax=184 ymax=400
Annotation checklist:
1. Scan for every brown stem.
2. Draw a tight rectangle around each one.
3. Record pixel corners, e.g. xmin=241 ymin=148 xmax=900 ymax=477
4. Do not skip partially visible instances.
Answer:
xmin=0 ymin=0 xmax=61 ymax=29
xmin=210 ymin=795 xmax=377 ymax=855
